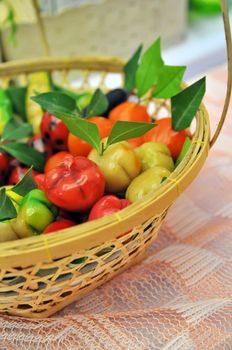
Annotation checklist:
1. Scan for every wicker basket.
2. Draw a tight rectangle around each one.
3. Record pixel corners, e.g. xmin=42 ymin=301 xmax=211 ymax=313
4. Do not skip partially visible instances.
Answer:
xmin=0 ymin=1 xmax=231 ymax=319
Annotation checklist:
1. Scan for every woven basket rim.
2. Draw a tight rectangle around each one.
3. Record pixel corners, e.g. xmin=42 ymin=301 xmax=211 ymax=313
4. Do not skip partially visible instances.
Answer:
xmin=0 ymin=56 xmax=125 ymax=76
xmin=0 ymin=56 xmax=210 ymax=267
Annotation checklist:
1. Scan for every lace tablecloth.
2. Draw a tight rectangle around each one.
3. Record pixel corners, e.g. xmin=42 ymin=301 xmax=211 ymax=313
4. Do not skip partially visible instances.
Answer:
xmin=1 ymin=66 xmax=232 ymax=350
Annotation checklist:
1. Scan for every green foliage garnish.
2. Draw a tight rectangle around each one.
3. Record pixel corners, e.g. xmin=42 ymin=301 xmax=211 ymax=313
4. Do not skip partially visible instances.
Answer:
xmin=32 ymin=88 xmax=108 ymax=119
xmin=0 ymin=88 xmax=13 ymax=129
xmin=32 ymin=89 xmax=156 ymax=155
xmin=0 ymin=118 xmax=45 ymax=171
xmin=54 ymin=86 xmax=92 ymax=112
xmin=107 ymin=121 xmax=155 ymax=147
xmin=54 ymin=85 xmax=81 ymax=100
xmin=171 ymin=77 xmax=206 ymax=131
xmin=0 ymin=188 xmax=17 ymax=221
xmin=51 ymin=111 xmax=101 ymax=154
xmin=32 ymin=91 xmax=102 ymax=152
xmin=153 ymin=65 xmax=186 ymax=99
xmin=136 ymin=38 xmax=164 ymax=97
xmin=125 ymin=40 xmax=185 ymax=99
xmin=124 ymin=45 xmax=143 ymax=93
xmin=175 ymin=137 xmax=192 ymax=167
xmin=32 ymin=91 xmax=78 ymax=115
xmin=2 ymin=119 xmax=33 ymax=141
xmin=84 ymin=88 xmax=109 ymax=118
xmin=0 ymin=143 xmax=45 ymax=172
xmin=123 ymin=38 xmax=206 ymax=131
xmin=6 ymin=86 xmax=27 ymax=120
xmin=12 ymin=167 xmax=38 ymax=196
xmin=0 ymin=169 xmax=38 ymax=222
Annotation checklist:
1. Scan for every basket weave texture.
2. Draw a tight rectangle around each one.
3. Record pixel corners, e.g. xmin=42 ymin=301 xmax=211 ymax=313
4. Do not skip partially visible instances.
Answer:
xmin=0 ymin=57 xmax=210 ymax=318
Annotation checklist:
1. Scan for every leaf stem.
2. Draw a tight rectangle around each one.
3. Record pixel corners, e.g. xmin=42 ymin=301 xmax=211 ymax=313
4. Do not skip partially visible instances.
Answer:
xmin=140 ymin=84 xmax=156 ymax=103
xmin=10 ymin=196 xmax=21 ymax=206
xmin=100 ymin=142 xmax=106 ymax=156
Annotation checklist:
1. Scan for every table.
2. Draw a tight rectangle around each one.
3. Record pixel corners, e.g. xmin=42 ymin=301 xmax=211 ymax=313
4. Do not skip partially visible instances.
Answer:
xmin=0 ymin=65 xmax=231 ymax=350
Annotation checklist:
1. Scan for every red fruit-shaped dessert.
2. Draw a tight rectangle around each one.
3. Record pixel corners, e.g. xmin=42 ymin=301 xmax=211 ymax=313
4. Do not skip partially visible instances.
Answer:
xmin=88 ymin=195 xmax=130 ymax=221
xmin=43 ymin=156 xmax=105 ymax=212
xmin=43 ymin=219 xmax=76 ymax=234
xmin=40 ymin=112 xmax=69 ymax=151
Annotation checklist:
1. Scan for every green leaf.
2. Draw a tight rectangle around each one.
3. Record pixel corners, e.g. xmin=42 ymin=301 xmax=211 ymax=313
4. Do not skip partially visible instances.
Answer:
xmin=53 ymin=85 xmax=81 ymax=100
xmin=175 ymin=137 xmax=192 ymax=167
xmin=12 ymin=167 xmax=38 ymax=196
xmin=154 ymin=65 xmax=186 ymax=99
xmin=31 ymin=91 xmax=79 ymax=115
xmin=136 ymin=38 xmax=164 ymax=97
xmin=32 ymin=90 xmax=102 ymax=152
xmin=76 ymin=92 xmax=92 ymax=111
xmin=2 ymin=119 xmax=33 ymax=141
xmin=171 ymin=77 xmax=206 ymax=131
xmin=53 ymin=86 xmax=92 ymax=111
xmin=49 ymin=111 xmax=101 ymax=153
xmin=124 ymin=44 xmax=143 ymax=93
xmin=0 ymin=188 xmax=17 ymax=221
xmin=107 ymin=121 xmax=156 ymax=147
xmin=85 ymin=89 xmax=108 ymax=118
xmin=0 ymin=143 xmax=45 ymax=172
xmin=6 ymin=86 xmax=27 ymax=120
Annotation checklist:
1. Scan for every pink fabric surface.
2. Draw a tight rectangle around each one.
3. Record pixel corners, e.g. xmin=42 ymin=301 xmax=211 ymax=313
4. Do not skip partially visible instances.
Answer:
xmin=1 ymin=66 xmax=232 ymax=349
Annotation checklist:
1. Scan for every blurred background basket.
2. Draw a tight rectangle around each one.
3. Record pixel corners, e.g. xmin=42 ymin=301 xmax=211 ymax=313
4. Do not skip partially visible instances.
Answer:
xmin=0 ymin=0 xmax=187 ymax=60
xmin=0 ymin=0 xmax=230 ymax=318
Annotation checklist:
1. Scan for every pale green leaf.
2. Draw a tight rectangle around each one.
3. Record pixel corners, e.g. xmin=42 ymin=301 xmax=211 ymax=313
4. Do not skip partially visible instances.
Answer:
xmin=136 ymin=38 xmax=164 ymax=97
xmin=175 ymin=137 xmax=192 ymax=167
xmin=107 ymin=120 xmax=156 ymax=146
xmin=154 ymin=65 xmax=186 ymax=99
xmin=124 ymin=45 xmax=143 ymax=93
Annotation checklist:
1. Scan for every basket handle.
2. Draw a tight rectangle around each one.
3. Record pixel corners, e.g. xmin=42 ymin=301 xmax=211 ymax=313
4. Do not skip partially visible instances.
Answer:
xmin=31 ymin=0 xmax=231 ymax=147
xmin=32 ymin=0 xmax=50 ymax=56
xmin=210 ymin=0 xmax=232 ymax=148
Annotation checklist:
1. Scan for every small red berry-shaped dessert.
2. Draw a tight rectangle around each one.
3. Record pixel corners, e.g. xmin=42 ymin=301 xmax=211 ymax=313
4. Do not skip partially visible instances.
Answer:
xmin=40 ymin=112 xmax=69 ymax=151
